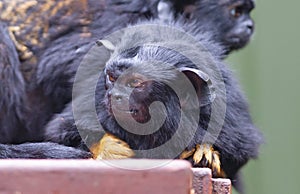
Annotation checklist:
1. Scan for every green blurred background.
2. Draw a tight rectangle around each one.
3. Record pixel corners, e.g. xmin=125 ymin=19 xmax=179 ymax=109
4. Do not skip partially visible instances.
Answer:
xmin=227 ymin=0 xmax=300 ymax=193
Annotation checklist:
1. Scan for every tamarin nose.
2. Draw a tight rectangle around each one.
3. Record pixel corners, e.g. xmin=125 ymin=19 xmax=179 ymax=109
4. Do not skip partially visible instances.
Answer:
xmin=245 ymin=20 xmax=254 ymax=32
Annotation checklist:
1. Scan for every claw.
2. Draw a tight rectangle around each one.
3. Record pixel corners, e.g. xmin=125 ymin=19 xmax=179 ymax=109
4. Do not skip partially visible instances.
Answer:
xmin=179 ymin=148 xmax=195 ymax=159
xmin=211 ymin=151 xmax=224 ymax=177
xmin=181 ymin=144 xmax=225 ymax=178
xmin=193 ymin=144 xmax=203 ymax=164
xmin=194 ymin=144 xmax=214 ymax=165
xmin=90 ymin=133 xmax=135 ymax=160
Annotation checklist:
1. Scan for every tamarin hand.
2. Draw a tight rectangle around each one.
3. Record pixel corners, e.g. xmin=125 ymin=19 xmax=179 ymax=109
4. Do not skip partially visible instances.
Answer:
xmin=90 ymin=133 xmax=135 ymax=160
xmin=180 ymin=144 xmax=225 ymax=177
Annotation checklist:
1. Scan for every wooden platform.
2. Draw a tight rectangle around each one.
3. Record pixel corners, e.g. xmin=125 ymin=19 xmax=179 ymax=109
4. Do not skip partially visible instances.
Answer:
xmin=0 ymin=159 xmax=231 ymax=194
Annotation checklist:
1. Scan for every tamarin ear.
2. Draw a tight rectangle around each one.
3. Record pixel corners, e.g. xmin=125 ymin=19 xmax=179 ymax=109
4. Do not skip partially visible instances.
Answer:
xmin=157 ymin=0 xmax=174 ymax=22
xmin=178 ymin=67 xmax=216 ymax=107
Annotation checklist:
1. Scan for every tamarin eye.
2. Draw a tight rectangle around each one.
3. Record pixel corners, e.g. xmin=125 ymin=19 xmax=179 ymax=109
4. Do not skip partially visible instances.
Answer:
xmin=230 ymin=7 xmax=242 ymax=18
xmin=105 ymin=74 xmax=115 ymax=90
xmin=108 ymin=74 xmax=115 ymax=82
xmin=127 ymin=78 xmax=144 ymax=88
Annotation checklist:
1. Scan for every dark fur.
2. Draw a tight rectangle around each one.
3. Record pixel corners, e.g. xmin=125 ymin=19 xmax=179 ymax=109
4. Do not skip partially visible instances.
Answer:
xmin=43 ymin=21 xmax=262 ymax=192
xmin=169 ymin=0 xmax=255 ymax=53
xmin=101 ymin=23 xmax=262 ymax=192
xmin=0 ymin=0 xmax=155 ymax=158
xmin=0 ymin=24 xmax=27 ymax=143
xmin=137 ymin=0 xmax=256 ymax=53
xmin=0 ymin=0 xmax=256 ymax=162
xmin=0 ymin=142 xmax=91 ymax=159
xmin=0 ymin=23 xmax=91 ymax=158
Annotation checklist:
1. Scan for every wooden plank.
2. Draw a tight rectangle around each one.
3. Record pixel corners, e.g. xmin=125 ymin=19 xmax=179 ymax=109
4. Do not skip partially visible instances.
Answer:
xmin=0 ymin=159 xmax=192 ymax=194
xmin=212 ymin=178 xmax=231 ymax=194
xmin=192 ymin=168 xmax=212 ymax=194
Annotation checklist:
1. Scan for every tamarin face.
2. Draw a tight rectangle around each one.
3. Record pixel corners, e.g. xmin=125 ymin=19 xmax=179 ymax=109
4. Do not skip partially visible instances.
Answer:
xmin=177 ymin=0 xmax=255 ymax=52
xmin=96 ymin=44 xmax=212 ymax=152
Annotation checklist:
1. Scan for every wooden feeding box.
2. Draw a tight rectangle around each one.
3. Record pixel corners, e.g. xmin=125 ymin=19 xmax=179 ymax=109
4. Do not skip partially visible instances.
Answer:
xmin=0 ymin=159 xmax=231 ymax=194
